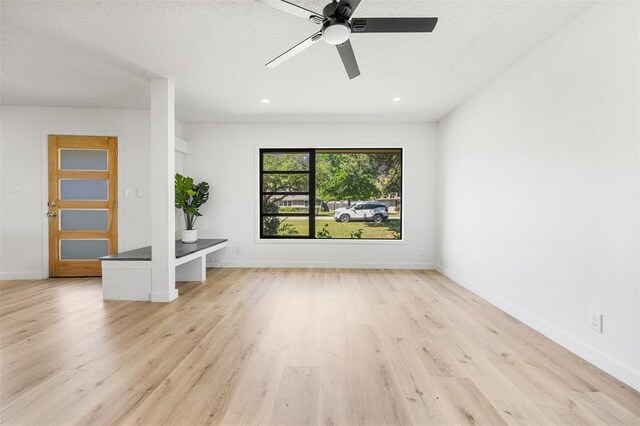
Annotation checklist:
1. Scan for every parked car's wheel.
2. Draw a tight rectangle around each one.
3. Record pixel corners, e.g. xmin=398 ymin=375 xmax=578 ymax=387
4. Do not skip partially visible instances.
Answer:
xmin=339 ymin=214 xmax=351 ymax=223
xmin=373 ymin=214 xmax=383 ymax=223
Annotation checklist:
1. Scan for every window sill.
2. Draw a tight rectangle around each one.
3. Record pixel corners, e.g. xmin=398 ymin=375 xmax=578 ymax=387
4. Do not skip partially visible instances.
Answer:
xmin=255 ymin=238 xmax=406 ymax=245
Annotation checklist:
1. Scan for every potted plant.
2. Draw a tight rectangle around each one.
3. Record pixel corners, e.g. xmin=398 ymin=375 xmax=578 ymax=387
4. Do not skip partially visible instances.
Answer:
xmin=175 ymin=173 xmax=209 ymax=243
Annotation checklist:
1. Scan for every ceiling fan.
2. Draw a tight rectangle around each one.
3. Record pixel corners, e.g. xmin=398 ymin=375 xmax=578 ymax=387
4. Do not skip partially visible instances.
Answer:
xmin=254 ymin=0 xmax=438 ymax=79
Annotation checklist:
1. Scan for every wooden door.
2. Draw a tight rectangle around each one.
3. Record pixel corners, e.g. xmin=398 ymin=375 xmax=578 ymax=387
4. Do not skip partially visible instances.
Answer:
xmin=48 ymin=135 xmax=118 ymax=277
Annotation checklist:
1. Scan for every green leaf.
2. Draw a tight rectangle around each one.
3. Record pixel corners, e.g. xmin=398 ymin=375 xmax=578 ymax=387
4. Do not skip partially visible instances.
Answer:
xmin=175 ymin=173 xmax=210 ymax=223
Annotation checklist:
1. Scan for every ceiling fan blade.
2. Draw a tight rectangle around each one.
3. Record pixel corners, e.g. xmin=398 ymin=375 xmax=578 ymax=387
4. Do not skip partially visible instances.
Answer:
xmin=336 ymin=40 xmax=361 ymax=79
xmin=254 ymin=0 xmax=325 ymax=24
xmin=266 ymin=32 xmax=323 ymax=68
xmin=336 ymin=0 xmax=362 ymax=19
xmin=351 ymin=17 xmax=438 ymax=33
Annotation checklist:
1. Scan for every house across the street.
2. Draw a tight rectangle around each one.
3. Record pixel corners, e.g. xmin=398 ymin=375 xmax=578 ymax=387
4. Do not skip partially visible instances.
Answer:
xmin=277 ymin=194 xmax=310 ymax=209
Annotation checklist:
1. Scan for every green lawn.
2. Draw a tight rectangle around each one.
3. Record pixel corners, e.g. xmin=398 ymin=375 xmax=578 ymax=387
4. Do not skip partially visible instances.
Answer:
xmin=270 ymin=218 xmax=401 ymax=239
xmin=316 ymin=210 xmax=400 ymax=218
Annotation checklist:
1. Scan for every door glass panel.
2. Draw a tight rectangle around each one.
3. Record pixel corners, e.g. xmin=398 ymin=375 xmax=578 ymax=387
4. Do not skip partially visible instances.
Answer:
xmin=60 ymin=239 xmax=108 ymax=260
xmin=60 ymin=179 xmax=108 ymax=200
xmin=60 ymin=149 xmax=108 ymax=170
xmin=60 ymin=209 xmax=108 ymax=231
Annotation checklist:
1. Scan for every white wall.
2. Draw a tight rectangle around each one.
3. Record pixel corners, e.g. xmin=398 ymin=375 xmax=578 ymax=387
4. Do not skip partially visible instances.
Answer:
xmin=175 ymin=121 xmax=186 ymax=173
xmin=437 ymin=1 xmax=639 ymax=390
xmin=183 ymin=122 xmax=437 ymax=269
xmin=0 ymin=106 xmax=152 ymax=279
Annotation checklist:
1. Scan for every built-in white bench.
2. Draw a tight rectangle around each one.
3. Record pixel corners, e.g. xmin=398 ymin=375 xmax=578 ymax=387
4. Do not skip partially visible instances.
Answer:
xmin=100 ymin=238 xmax=227 ymax=301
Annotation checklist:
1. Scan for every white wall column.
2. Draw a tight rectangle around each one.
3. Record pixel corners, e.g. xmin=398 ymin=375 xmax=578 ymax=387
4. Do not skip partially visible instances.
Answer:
xmin=150 ymin=79 xmax=177 ymax=302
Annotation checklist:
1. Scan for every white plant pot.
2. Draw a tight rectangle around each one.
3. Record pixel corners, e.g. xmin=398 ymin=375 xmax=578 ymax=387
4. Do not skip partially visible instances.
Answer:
xmin=181 ymin=229 xmax=197 ymax=243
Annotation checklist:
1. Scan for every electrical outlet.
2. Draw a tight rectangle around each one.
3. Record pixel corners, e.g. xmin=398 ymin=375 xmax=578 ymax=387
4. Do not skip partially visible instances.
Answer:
xmin=589 ymin=312 xmax=603 ymax=333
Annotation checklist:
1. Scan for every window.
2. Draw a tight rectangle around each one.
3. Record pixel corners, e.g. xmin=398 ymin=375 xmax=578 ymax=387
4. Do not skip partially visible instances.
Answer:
xmin=260 ymin=148 xmax=402 ymax=240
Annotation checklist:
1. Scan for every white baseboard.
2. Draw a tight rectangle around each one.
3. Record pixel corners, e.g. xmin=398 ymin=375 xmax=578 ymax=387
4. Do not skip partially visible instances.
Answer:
xmin=0 ymin=272 xmax=45 ymax=280
xmin=435 ymin=264 xmax=640 ymax=392
xmin=206 ymin=261 xmax=436 ymax=270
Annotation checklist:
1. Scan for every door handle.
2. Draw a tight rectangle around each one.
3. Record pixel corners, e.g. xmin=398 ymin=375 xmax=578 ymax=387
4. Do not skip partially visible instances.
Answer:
xmin=46 ymin=211 xmax=57 ymax=217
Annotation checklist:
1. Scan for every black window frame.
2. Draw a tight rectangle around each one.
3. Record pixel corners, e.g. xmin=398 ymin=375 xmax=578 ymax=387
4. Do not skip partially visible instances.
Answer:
xmin=259 ymin=148 xmax=403 ymax=240
xmin=260 ymin=148 xmax=315 ymax=239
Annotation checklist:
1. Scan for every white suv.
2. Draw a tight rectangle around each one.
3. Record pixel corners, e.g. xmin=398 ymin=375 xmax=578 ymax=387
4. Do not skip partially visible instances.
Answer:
xmin=333 ymin=202 xmax=389 ymax=223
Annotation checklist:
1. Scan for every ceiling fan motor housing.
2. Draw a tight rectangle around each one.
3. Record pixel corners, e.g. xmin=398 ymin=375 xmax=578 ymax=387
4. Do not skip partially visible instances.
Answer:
xmin=322 ymin=1 xmax=339 ymax=17
xmin=322 ymin=19 xmax=351 ymax=45
xmin=320 ymin=1 xmax=353 ymax=45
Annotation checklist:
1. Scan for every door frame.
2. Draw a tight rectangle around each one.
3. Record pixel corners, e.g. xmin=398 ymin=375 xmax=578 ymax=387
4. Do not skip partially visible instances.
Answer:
xmin=41 ymin=130 xmax=123 ymax=278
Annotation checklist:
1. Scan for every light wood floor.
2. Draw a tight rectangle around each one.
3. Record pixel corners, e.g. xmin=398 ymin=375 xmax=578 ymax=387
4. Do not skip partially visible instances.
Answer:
xmin=1 ymin=269 xmax=639 ymax=425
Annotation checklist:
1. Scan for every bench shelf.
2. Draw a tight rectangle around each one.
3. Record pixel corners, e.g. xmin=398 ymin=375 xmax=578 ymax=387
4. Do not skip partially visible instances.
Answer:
xmin=100 ymin=238 xmax=227 ymax=301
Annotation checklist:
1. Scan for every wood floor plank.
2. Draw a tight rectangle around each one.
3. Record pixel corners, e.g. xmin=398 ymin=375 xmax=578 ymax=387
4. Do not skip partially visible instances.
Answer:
xmin=316 ymin=269 xmax=351 ymax=426
xmin=269 ymin=366 xmax=319 ymax=426
xmin=568 ymin=391 xmax=640 ymax=425
xmin=346 ymin=323 xmax=413 ymax=425
xmin=123 ymin=269 xmax=284 ymax=424
xmin=0 ymin=269 xmax=639 ymax=425
xmin=373 ymin=305 xmax=450 ymax=425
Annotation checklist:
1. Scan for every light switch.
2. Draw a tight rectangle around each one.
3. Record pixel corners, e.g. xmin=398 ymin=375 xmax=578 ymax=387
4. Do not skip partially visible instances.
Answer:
xmin=10 ymin=185 xmax=20 ymax=194
xmin=124 ymin=189 xmax=134 ymax=199
xmin=136 ymin=187 xmax=144 ymax=198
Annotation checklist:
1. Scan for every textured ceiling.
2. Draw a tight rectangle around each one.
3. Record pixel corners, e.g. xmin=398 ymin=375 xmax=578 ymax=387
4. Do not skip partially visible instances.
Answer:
xmin=1 ymin=0 xmax=594 ymax=123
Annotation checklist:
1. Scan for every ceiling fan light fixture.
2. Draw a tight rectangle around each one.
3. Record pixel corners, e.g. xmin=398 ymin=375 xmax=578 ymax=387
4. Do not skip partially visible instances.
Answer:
xmin=255 ymin=0 xmax=439 ymax=79
xmin=322 ymin=23 xmax=351 ymax=45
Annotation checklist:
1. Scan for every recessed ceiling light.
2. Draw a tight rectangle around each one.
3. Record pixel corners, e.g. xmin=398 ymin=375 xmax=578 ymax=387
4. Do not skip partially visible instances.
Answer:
xmin=392 ymin=97 xmax=402 ymax=102
xmin=261 ymin=98 xmax=271 ymax=104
